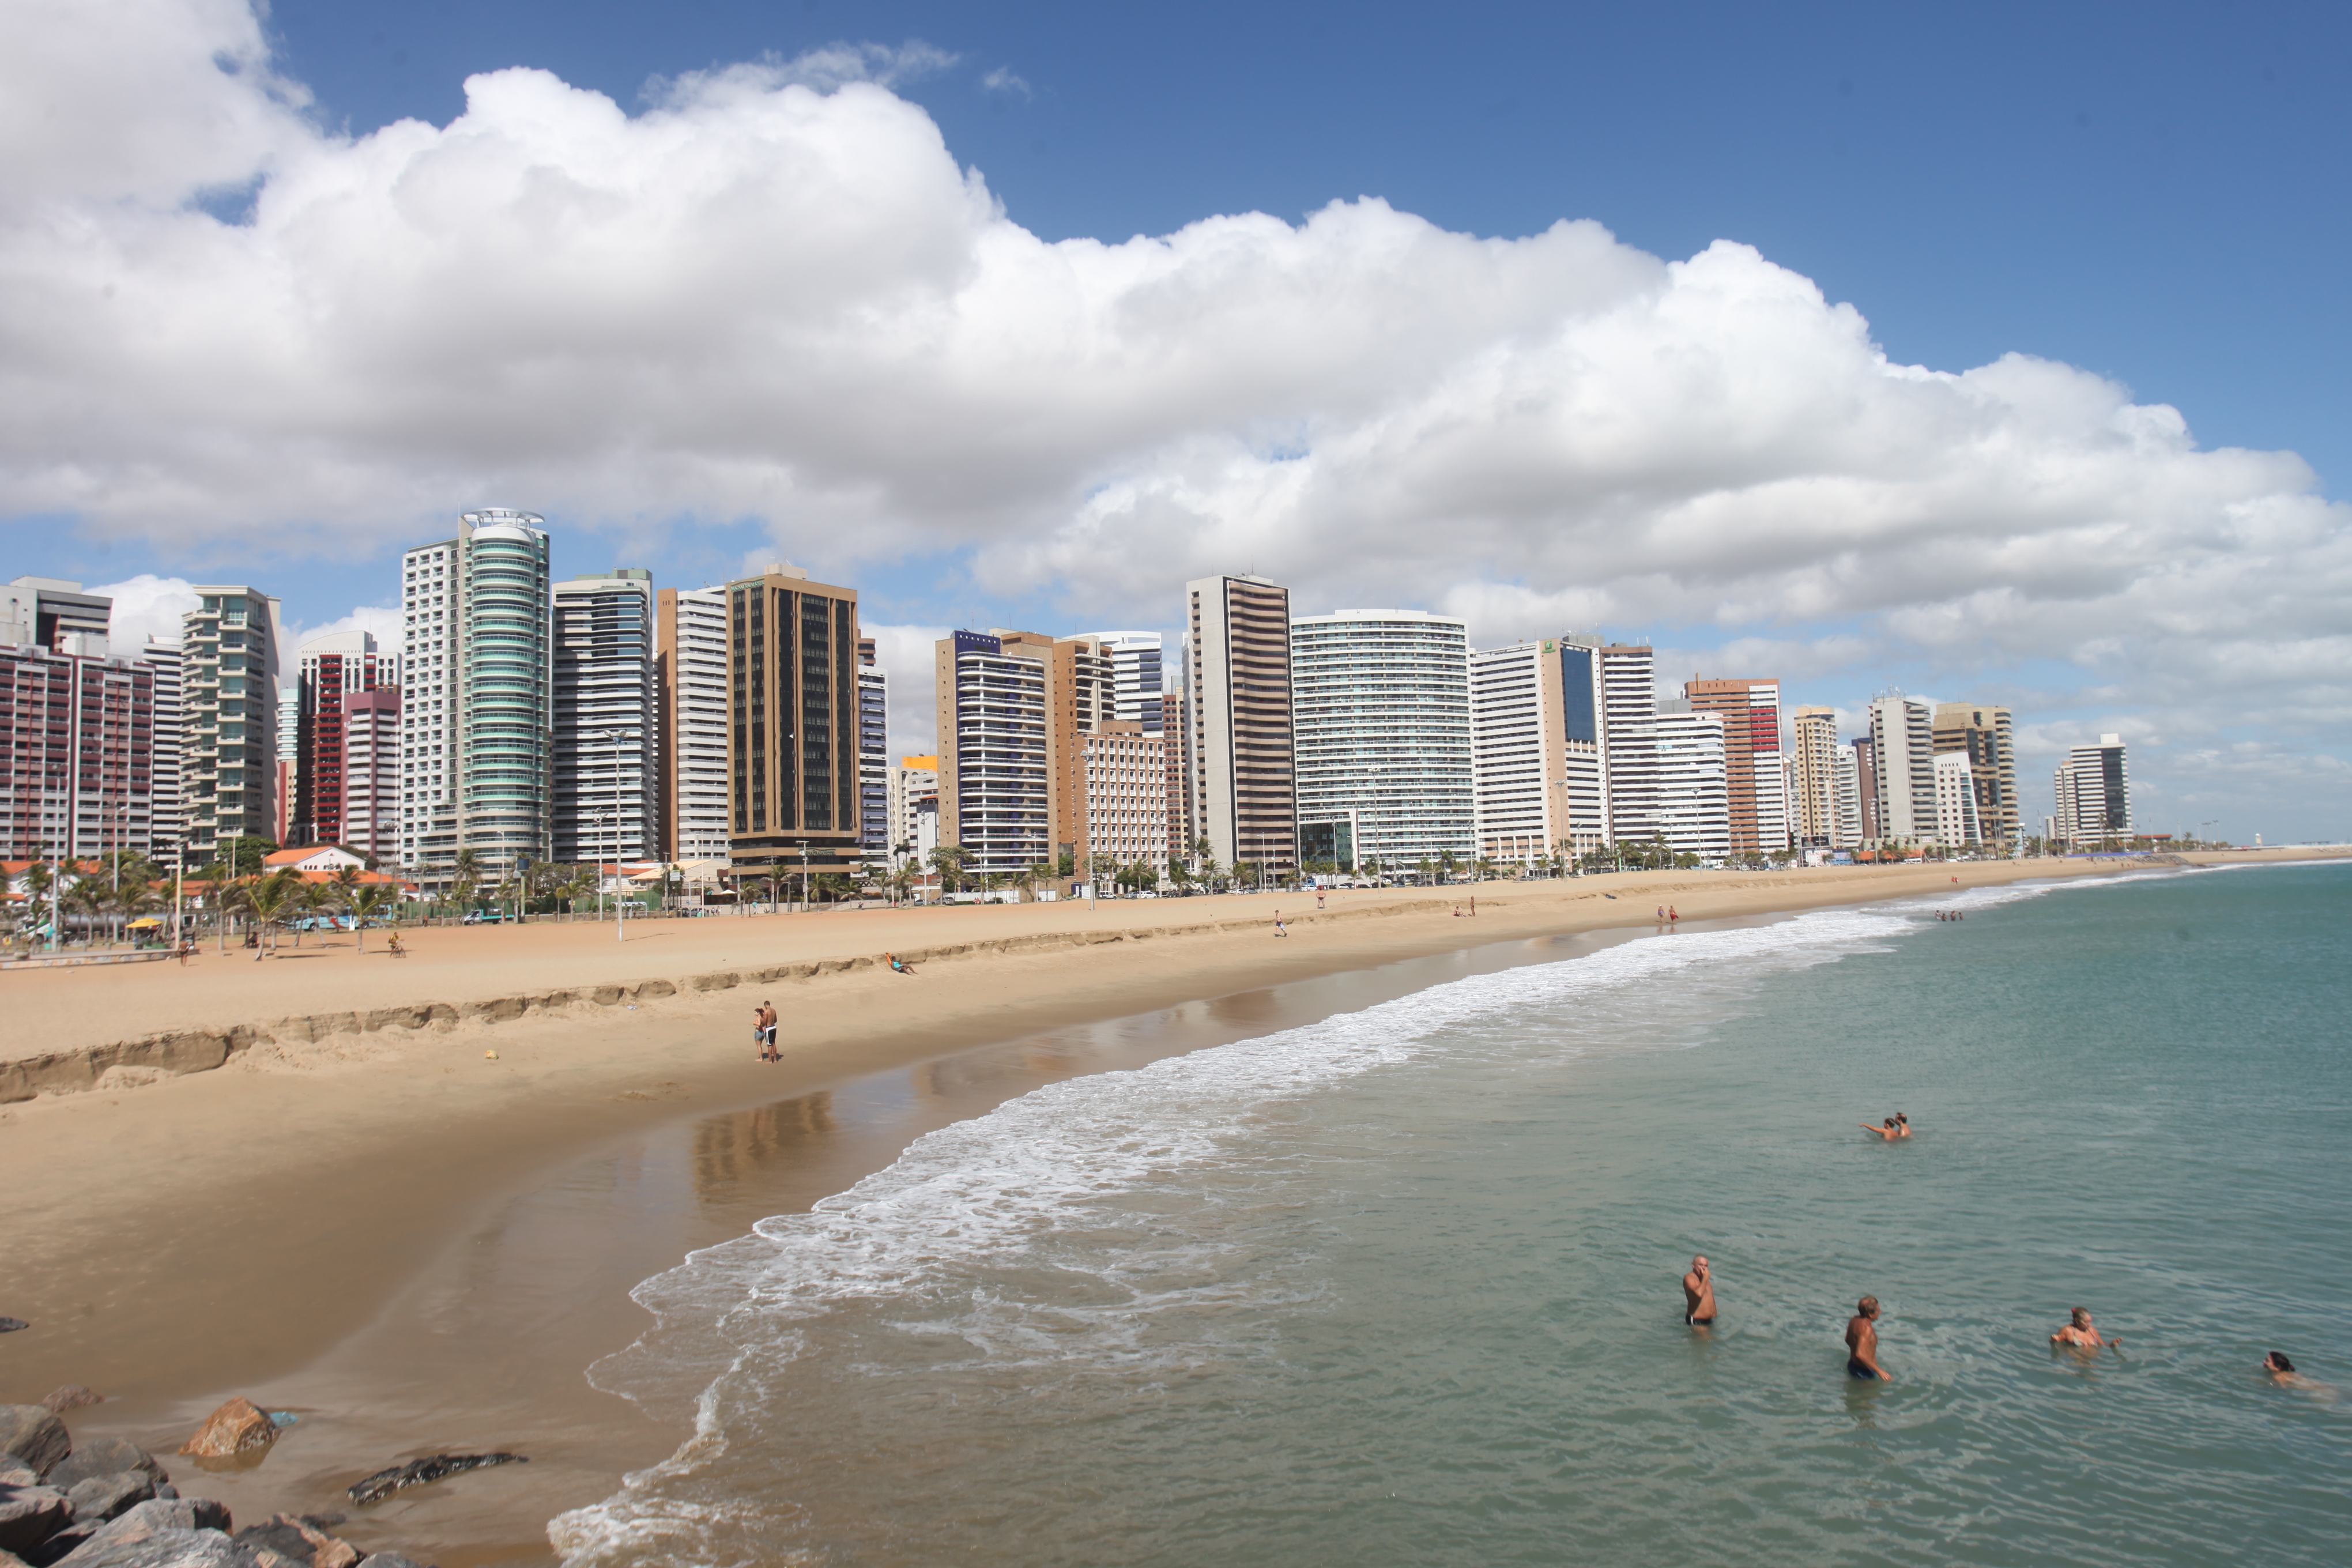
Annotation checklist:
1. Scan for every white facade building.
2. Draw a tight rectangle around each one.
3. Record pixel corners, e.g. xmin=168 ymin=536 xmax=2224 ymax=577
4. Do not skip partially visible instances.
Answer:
xmin=1468 ymin=635 xmax=1611 ymax=865
xmin=1600 ymin=643 xmax=1659 ymax=847
xmin=1867 ymin=693 xmax=1940 ymax=845
xmin=888 ymin=761 xmax=939 ymax=860
xmin=1933 ymin=749 xmax=1984 ymax=846
xmin=657 ymin=586 xmax=731 ymax=864
xmin=400 ymin=511 xmax=555 ymax=883
xmin=1652 ymin=705 xmax=1732 ymax=860
xmin=2053 ymin=733 xmax=2132 ymax=845
xmin=937 ymin=631 xmax=1051 ymax=877
xmin=180 ymin=586 xmax=288 ymax=863
xmin=553 ymin=569 xmax=655 ymax=867
xmin=858 ymin=661 xmax=889 ymax=858
xmin=1291 ymin=609 xmax=1473 ymax=872
xmin=138 ymin=638 xmax=183 ymax=853
xmin=1087 ymin=631 xmax=1166 ymax=732
xmin=1833 ymin=745 xmax=1864 ymax=848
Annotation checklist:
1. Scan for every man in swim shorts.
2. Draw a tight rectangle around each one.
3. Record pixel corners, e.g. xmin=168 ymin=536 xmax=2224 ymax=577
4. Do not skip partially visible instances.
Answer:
xmin=1846 ymin=1296 xmax=1890 ymax=1379
xmin=1682 ymin=1255 xmax=1716 ymax=1327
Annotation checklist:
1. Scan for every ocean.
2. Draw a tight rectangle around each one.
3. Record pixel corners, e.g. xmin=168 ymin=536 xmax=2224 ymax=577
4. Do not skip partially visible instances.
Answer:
xmin=551 ymin=863 xmax=2351 ymax=1567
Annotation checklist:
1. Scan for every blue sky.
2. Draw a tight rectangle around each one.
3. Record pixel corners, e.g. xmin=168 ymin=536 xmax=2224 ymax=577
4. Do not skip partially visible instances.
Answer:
xmin=4 ymin=0 xmax=2347 ymax=836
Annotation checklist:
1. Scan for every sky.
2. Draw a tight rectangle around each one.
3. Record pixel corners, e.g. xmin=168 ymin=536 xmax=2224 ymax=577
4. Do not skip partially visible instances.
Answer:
xmin=3 ymin=0 xmax=2347 ymax=839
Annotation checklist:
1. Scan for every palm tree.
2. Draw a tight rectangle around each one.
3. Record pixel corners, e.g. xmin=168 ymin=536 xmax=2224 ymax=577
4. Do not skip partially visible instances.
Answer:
xmin=230 ymin=870 xmax=300 ymax=958
xmin=450 ymin=847 xmax=483 ymax=914
xmin=345 ymin=884 xmax=398 ymax=951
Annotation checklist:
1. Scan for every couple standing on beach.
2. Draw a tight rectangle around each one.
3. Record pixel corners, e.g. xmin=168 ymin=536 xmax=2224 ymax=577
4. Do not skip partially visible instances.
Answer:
xmin=752 ymin=1001 xmax=779 ymax=1062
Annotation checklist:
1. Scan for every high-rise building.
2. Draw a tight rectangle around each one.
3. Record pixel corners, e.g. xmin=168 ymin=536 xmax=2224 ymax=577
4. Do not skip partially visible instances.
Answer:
xmin=888 ymin=757 xmax=940 ymax=862
xmin=1599 ymin=643 xmax=1659 ymax=848
xmin=1789 ymin=706 xmax=1841 ymax=848
xmin=293 ymin=631 xmax=399 ymax=848
xmin=137 ymin=637 xmax=184 ymax=855
xmin=1852 ymin=736 xmax=1880 ymax=842
xmin=1867 ymin=694 xmax=1939 ymax=845
xmin=2053 ymin=733 xmax=2131 ymax=846
xmin=1185 ymin=574 xmax=1297 ymax=876
xmin=0 ymin=635 xmax=154 ymax=863
xmin=181 ymin=585 xmax=288 ymax=863
xmin=1087 ymin=632 xmax=1166 ymax=731
xmin=399 ymin=511 xmax=555 ymax=884
xmin=341 ymin=687 xmax=402 ymax=864
xmin=1933 ymin=751 xmax=1984 ymax=846
xmin=1 ymin=576 xmax=111 ymax=652
xmin=1685 ymin=677 xmax=1787 ymax=855
xmin=1469 ymin=638 xmax=1609 ymax=866
xmin=727 ymin=565 xmax=864 ymax=880
xmin=857 ymin=638 xmax=889 ymax=860
xmin=1833 ymin=745 xmax=1864 ymax=848
xmin=1160 ymin=689 xmax=1192 ymax=857
xmin=935 ymin=630 xmax=1050 ymax=879
xmin=1932 ymin=703 xmax=2018 ymax=846
xmin=1047 ymin=635 xmax=1118 ymax=865
xmin=656 ymin=586 xmax=731 ymax=864
xmin=1287 ymin=609 xmax=1471 ymax=873
xmin=1653 ymin=703 xmax=1731 ymax=860
xmin=552 ymin=569 xmax=655 ymax=868
xmin=1070 ymin=722 xmax=1169 ymax=880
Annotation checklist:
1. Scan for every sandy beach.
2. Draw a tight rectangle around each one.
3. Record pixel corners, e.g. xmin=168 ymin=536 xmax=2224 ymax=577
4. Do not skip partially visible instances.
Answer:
xmin=0 ymin=851 xmax=2332 ymax=1565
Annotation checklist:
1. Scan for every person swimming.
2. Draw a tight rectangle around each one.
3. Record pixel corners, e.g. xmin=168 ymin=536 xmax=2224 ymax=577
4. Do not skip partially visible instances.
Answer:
xmin=2051 ymin=1307 xmax=2119 ymax=1349
xmin=1860 ymin=1117 xmax=1902 ymax=1141
xmin=1845 ymin=1296 xmax=1890 ymax=1380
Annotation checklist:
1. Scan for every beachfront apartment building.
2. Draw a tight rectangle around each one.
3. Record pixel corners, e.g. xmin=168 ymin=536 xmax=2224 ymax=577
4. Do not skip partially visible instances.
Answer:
xmin=399 ymin=511 xmax=555 ymax=886
xmin=1652 ymin=704 xmax=1732 ymax=861
xmin=1852 ymin=735 xmax=1880 ymax=841
xmin=1159 ymin=690 xmax=1193 ymax=858
xmin=1788 ymin=706 xmax=1841 ymax=848
xmin=725 ymin=565 xmax=865 ymax=881
xmin=1291 ymin=609 xmax=1473 ymax=873
xmin=888 ymin=757 xmax=938 ymax=863
xmin=292 ymin=630 xmax=399 ymax=849
xmin=552 ymin=569 xmax=656 ymax=869
xmin=1933 ymin=702 xmax=2018 ymax=847
xmin=341 ymin=687 xmax=401 ymax=863
xmin=181 ymin=585 xmax=288 ymax=865
xmin=857 ymin=640 xmax=889 ymax=861
xmin=1867 ymin=693 xmax=1939 ymax=846
xmin=2052 ymin=734 xmax=2132 ymax=846
xmin=934 ymin=630 xmax=1051 ymax=879
xmin=1599 ymin=643 xmax=1660 ymax=847
xmin=1069 ymin=722 xmax=1169 ymax=880
xmin=1834 ymin=745 xmax=1863 ymax=848
xmin=1934 ymin=750 xmax=1985 ymax=847
xmin=0 ymin=576 xmax=111 ymax=652
xmin=657 ymin=586 xmax=732 ymax=865
xmin=1467 ymin=635 xmax=1610 ymax=868
xmin=137 ymin=637 xmax=183 ymax=854
xmin=1186 ymin=575 xmax=1298 ymax=876
xmin=0 ymin=604 xmax=156 ymax=863
xmin=1088 ymin=631 xmax=1166 ymax=732
xmin=1686 ymin=677 xmax=1788 ymax=855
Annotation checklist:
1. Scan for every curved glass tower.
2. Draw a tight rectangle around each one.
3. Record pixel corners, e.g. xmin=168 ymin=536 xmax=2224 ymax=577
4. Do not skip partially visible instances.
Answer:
xmin=400 ymin=510 xmax=553 ymax=886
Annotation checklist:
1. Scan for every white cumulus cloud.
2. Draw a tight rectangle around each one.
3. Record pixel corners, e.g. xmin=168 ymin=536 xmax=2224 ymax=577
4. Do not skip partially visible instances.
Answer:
xmin=6 ymin=0 xmax=2350 ymax=835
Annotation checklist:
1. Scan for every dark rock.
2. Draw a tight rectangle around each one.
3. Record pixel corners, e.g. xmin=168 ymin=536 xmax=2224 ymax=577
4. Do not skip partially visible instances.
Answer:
xmin=177 ymin=1403 xmax=272 ymax=1460
xmin=0 ymin=1468 xmax=34 ymax=1491
xmin=0 ymin=1487 xmax=71 ymax=1557
xmin=51 ymin=1528 xmax=257 ymax=1568
xmin=352 ymin=1557 xmax=431 ymax=1568
xmin=0 ymin=1410 xmax=70 ymax=1477
xmin=345 ymin=1454 xmax=524 ymax=1507
xmin=64 ymin=1475 xmax=153 ymax=1527
xmin=43 ymin=1446 xmax=167 ymax=1495
xmin=23 ymin=1522 xmax=97 ymax=1566
xmin=48 ymin=1502 xmax=233 ymax=1568
xmin=224 ymin=1531 xmax=304 ymax=1568
xmin=0 ymin=1320 xmax=27 ymax=1333
xmin=37 ymin=1394 xmax=100 ymax=1417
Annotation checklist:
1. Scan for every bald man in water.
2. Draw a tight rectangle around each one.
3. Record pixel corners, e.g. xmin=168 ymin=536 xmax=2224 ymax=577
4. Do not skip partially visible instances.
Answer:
xmin=1682 ymin=1256 xmax=1716 ymax=1327
xmin=1846 ymin=1296 xmax=1890 ymax=1379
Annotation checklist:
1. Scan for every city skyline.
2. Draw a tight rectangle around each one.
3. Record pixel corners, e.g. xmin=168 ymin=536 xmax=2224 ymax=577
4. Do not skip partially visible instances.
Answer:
xmin=3 ymin=2 xmax=2345 ymax=841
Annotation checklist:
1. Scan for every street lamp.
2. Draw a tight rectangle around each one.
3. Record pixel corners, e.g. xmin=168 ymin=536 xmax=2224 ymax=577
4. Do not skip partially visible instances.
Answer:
xmin=602 ymin=726 xmax=640 ymax=943
xmin=796 ymin=838 xmax=809 ymax=913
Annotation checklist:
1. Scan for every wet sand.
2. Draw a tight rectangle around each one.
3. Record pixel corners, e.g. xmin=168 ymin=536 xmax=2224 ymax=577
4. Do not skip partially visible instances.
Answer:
xmin=0 ymin=854 xmax=2324 ymax=1563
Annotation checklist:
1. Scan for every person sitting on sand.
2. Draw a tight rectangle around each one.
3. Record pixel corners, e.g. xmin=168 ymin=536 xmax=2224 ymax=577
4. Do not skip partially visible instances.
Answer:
xmin=885 ymin=952 xmax=917 ymax=974
xmin=1861 ymin=1117 xmax=1902 ymax=1141
xmin=2051 ymin=1307 xmax=2119 ymax=1349
xmin=1846 ymin=1296 xmax=1890 ymax=1380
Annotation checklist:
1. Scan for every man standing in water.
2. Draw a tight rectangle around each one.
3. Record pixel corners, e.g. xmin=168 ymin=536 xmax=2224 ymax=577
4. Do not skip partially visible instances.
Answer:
xmin=1846 ymin=1296 xmax=1890 ymax=1379
xmin=1682 ymin=1256 xmax=1716 ymax=1327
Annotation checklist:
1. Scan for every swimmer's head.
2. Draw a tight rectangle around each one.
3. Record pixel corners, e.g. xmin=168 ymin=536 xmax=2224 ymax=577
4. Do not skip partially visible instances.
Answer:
xmin=1693 ymin=1256 xmax=1708 ymax=1273
xmin=1858 ymin=1296 xmax=1880 ymax=1318
xmin=1895 ymin=1113 xmax=1908 ymax=1124
xmin=1884 ymin=1118 xmax=1898 ymax=1128
xmin=2266 ymin=1352 xmax=2296 ymax=1374
xmin=2071 ymin=1307 xmax=2093 ymax=1328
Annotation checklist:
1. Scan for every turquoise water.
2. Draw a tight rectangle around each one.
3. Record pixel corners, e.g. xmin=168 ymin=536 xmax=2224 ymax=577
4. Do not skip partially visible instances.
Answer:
xmin=556 ymin=864 xmax=2351 ymax=1567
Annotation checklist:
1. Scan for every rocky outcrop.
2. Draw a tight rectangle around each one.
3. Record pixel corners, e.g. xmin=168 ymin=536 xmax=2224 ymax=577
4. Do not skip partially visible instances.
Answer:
xmin=0 ymin=1488 xmax=71 ymax=1556
xmin=176 ymin=1403 xmax=273 ymax=1461
xmin=0 ymin=1411 xmax=70 ymax=1478
xmin=36 ymin=1394 xmax=100 ymax=1418
xmin=43 ymin=1442 xmax=167 ymax=1494
xmin=62 ymin=1475 xmax=153 ymax=1529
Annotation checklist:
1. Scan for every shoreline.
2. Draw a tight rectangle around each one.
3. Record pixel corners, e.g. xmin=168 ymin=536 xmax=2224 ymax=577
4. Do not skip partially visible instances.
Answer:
xmin=1 ymin=852 xmax=2336 ymax=1563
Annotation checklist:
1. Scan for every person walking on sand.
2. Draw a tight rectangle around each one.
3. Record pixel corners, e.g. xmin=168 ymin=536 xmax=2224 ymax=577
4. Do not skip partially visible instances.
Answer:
xmin=1656 ymin=906 xmax=1667 ymax=921
xmin=1668 ymin=906 xmax=1679 ymax=922
xmin=1316 ymin=889 xmax=1326 ymax=910
xmin=2051 ymin=1307 xmax=2120 ymax=1350
xmin=1273 ymin=913 xmax=1288 ymax=937
xmin=1682 ymin=1256 xmax=1717 ymax=1327
xmin=1846 ymin=1297 xmax=1890 ymax=1380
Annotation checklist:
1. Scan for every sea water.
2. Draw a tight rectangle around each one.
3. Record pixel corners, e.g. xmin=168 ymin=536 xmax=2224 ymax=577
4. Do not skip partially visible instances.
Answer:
xmin=553 ymin=864 xmax=2351 ymax=1566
